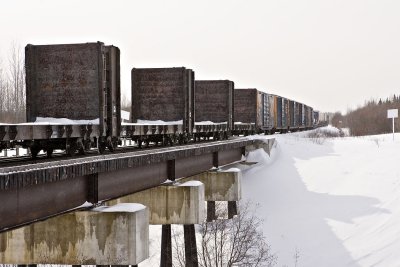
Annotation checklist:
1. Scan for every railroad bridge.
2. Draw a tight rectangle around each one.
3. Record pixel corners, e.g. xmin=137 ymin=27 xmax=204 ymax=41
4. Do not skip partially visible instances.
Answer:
xmin=0 ymin=137 xmax=275 ymax=266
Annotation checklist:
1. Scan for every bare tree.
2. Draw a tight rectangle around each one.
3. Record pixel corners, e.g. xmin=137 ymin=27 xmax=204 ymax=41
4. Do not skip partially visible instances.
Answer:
xmin=173 ymin=201 xmax=276 ymax=267
xmin=8 ymin=42 xmax=25 ymax=122
xmin=0 ymin=42 xmax=26 ymax=123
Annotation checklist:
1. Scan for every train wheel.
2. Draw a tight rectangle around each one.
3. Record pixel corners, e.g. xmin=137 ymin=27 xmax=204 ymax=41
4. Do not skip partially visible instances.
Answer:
xmin=46 ymin=148 xmax=54 ymax=158
xmin=137 ymin=139 xmax=143 ymax=149
xmin=98 ymin=143 xmax=106 ymax=154
xmin=66 ymin=142 xmax=77 ymax=157
xmin=30 ymin=146 xmax=40 ymax=159
xmin=97 ymin=139 xmax=106 ymax=154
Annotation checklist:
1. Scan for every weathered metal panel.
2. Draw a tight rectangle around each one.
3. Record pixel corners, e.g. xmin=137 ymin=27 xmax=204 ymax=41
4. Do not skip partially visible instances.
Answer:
xmin=263 ymin=94 xmax=275 ymax=130
xmin=0 ymin=176 xmax=88 ymax=231
xmin=26 ymin=43 xmax=101 ymax=121
xmin=131 ymin=67 xmax=194 ymax=132
xmin=276 ymin=96 xmax=283 ymax=128
xmin=218 ymin=148 xmax=242 ymax=166
xmin=175 ymin=153 xmax=214 ymax=179
xmin=234 ymin=89 xmax=257 ymax=125
xmin=195 ymin=80 xmax=234 ymax=130
xmin=25 ymin=42 xmax=120 ymax=138
xmin=256 ymin=91 xmax=263 ymax=128
xmin=289 ymin=100 xmax=295 ymax=128
xmin=97 ymin=162 xmax=168 ymax=201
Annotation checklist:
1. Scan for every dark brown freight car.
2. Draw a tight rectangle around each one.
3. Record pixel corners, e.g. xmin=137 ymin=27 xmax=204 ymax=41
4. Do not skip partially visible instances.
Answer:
xmin=131 ymin=67 xmax=195 ymax=133
xmin=25 ymin=42 xmax=121 ymax=142
xmin=195 ymin=80 xmax=234 ymax=130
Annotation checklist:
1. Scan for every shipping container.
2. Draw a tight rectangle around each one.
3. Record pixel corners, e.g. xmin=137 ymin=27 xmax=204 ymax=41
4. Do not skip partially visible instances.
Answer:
xmin=131 ymin=67 xmax=195 ymax=133
xmin=25 ymin=42 xmax=121 ymax=140
xmin=195 ymin=80 xmax=234 ymax=130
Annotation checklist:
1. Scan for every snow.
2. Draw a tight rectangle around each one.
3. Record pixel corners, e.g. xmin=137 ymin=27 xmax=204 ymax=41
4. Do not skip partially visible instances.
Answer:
xmin=132 ymin=119 xmax=183 ymax=125
xmin=121 ymin=110 xmax=130 ymax=121
xmin=195 ymin=121 xmax=227 ymax=125
xmin=35 ymin=117 xmax=99 ymax=124
xmin=220 ymin=167 xmax=241 ymax=173
xmin=178 ymin=180 xmax=203 ymax=187
xmin=92 ymin=203 xmax=146 ymax=213
xmin=234 ymin=121 xmax=255 ymax=124
xmin=241 ymin=127 xmax=400 ymax=266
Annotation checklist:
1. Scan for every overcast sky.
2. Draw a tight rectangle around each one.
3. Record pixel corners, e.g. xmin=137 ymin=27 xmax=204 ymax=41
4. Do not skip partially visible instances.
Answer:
xmin=1 ymin=0 xmax=399 ymax=113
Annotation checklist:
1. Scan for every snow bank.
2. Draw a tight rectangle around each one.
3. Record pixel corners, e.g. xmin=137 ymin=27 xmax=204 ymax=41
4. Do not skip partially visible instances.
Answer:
xmin=242 ymin=132 xmax=400 ymax=267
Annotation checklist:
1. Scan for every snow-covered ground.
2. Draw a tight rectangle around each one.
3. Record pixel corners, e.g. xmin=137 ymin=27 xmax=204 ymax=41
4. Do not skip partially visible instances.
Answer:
xmin=243 ymin=129 xmax=400 ymax=267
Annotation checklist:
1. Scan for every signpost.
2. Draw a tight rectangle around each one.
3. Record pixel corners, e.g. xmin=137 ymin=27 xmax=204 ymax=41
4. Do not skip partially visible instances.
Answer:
xmin=387 ymin=109 xmax=398 ymax=141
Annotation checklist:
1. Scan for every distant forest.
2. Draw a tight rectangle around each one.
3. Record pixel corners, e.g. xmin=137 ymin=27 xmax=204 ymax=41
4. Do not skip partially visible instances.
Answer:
xmin=332 ymin=95 xmax=400 ymax=136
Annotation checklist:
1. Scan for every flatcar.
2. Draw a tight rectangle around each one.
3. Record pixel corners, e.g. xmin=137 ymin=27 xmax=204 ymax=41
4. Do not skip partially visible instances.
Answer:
xmin=0 ymin=42 xmax=120 ymax=158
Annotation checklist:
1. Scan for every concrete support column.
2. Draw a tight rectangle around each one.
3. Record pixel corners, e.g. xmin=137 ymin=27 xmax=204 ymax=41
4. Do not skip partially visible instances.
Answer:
xmin=160 ymin=224 xmax=172 ymax=267
xmin=107 ymin=182 xmax=205 ymax=225
xmin=207 ymin=201 xmax=216 ymax=222
xmin=228 ymin=201 xmax=238 ymax=219
xmin=108 ymin=182 xmax=205 ymax=267
xmin=0 ymin=203 xmax=149 ymax=265
xmin=184 ymin=224 xmax=199 ymax=267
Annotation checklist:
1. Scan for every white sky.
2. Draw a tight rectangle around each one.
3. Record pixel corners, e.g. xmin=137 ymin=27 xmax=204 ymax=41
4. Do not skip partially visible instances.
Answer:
xmin=1 ymin=0 xmax=399 ymax=113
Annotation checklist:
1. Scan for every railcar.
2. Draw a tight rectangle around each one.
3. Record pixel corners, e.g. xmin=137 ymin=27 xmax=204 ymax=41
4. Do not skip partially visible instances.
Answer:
xmin=195 ymin=80 xmax=235 ymax=139
xmin=0 ymin=42 xmax=121 ymax=158
xmin=233 ymin=89 xmax=272 ymax=134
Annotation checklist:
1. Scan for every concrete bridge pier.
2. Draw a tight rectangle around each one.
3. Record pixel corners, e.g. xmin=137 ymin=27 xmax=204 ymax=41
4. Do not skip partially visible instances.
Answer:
xmin=107 ymin=182 xmax=205 ymax=267
xmin=183 ymin=168 xmax=242 ymax=221
xmin=0 ymin=203 xmax=149 ymax=266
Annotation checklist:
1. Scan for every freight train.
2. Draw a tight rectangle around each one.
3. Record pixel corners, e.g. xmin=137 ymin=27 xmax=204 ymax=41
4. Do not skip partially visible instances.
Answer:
xmin=0 ymin=42 xmax=323 ymax=158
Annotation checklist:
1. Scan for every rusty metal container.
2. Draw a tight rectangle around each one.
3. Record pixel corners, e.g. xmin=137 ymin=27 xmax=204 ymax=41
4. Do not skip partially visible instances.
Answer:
xmin=234 ymin=89 xmax=259 ymax=125
xmin=25 ymin=42 xmax=121 ymax=139
xmin=195 ymin=80 xmax=234 ymax=130
xmin=131 ymin=67 xmax=195 ymax=133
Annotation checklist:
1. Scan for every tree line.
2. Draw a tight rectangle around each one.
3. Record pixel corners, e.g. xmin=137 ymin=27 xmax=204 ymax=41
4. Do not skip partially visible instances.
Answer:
xmin=0 ymin=43 xmax=26 ymax=123
xmin=332 ymin=95 xmax=400 ymax=136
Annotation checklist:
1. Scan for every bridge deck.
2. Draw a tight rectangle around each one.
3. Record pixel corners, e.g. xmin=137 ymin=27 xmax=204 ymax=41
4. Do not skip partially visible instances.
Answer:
xmin=0 ymin=137 xmax=271 ymax=231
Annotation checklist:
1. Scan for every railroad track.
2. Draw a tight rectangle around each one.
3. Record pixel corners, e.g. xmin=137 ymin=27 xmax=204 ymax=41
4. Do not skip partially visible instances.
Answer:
xmin=0 ymin=138 xmax=237 ymax=169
